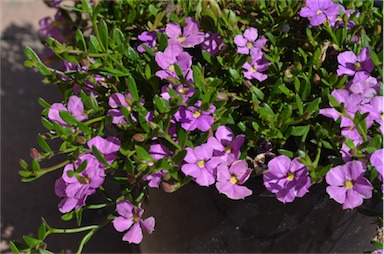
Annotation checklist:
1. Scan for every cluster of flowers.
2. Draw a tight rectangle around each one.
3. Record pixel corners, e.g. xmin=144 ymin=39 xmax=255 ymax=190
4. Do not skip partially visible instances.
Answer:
xmin=299 ymin=0 xmax=358 ymax=28
xmin=33 ymin=0 xmax=382 ymax=247
xmin=319 ymin=46 xmax=382 ymax=209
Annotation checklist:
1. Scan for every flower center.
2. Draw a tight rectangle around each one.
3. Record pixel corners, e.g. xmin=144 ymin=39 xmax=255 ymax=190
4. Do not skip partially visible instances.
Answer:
xmin=286 ymin=172 xmax=295 ymax=181
xmin=316 ymin=10 xmax=323 ymax=15
xmin=193 ymin=110 xmax=201 ymax=118
xmin=345 ymin=180 xmax=354 ymax=189
xmin=178 ymin=36 xmax=186 ymax=43
xmin=197 ymin=160 xmax=205 ymax=168
xmin=246 ymin=41 xmax=253 ymax=49
xmin=354 ymin=62 xmax=362 ymax=70
xmin=251 ymin=66 xmax=258 ymax=72
xmin=133 ymin=214 xmax=140 ymax=223
xmin=178 ymin=87 xmax=187 ymax=94
xmin=230 ymin=176 xmax=238 ymax=184
xmin=225 ymin=146 xmax=232 ymax=153
xmin=168 ymin=64 xmax=175 ymax=72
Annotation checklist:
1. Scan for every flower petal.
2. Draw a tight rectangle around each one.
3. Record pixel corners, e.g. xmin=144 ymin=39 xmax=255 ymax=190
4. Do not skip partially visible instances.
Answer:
xmin=122 ymin=223 xmax=143 ymax=244
xmin=113 ymin=216 xmax=133 ymax=232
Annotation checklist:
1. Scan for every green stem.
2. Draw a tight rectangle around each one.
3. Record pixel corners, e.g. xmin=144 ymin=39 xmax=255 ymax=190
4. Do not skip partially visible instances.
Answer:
xmin=49 ymin=225 xmax=99 ymax=234
xmin=76 ymin=219 xmax=111 ymax=254
xmin=39 ymin=160 xmax=70 ymax=176
xmin=313 ymin=142 xmax=322 ymax=167
xmin=84 ymin=116 xmax=104 ymax=125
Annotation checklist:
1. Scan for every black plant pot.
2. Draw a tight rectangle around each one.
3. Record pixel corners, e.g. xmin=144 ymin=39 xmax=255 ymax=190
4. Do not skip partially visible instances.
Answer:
xmin=140 ymin=179 xmax=377 ymax=253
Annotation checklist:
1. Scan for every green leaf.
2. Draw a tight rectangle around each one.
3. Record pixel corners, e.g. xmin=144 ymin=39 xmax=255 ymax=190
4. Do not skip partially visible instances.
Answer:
xmin=81 ymin=0 xmax=92 ymax=14
xmin=154 ymin=95 xmax=167 ymax=113
xmin=177 ymin=128 xmax=188 ymax=148
xmin=113 ymin=28 xmax=125 ymax=46
xmin=277 ymin=149 xmax=294 ymax=157
xmin=75 ymin=29 xmax=87 ymax=51
xmin=31 ymin=159 xmax=40 ymax=172
xmin=41 ymin=117 xmax=54 ymax=130
xmin=23 ymin=235 xmax=40 ymax=246
xmin=19 ymin=159 xmax=29 ymax=170
xmin=59 ymin=110 xmax=78 ymax=126
xmin=37 ymin=135 xmax=52 ymax=153
xmin=38 ymin=98 xmax=51 ymax=109
xmin=192 ymin=65 xmax=207 ymax=92
xmin=75 ymin=160 xmax=88 ymax=174
xmin=78 ymin=122 xmax=92 ymax=135
xmin=9 ymin=241 xmax=21 ymax=254
xmin=61 ymin=212 xmax=74 ymax=221
xmin=98 ymin=19 xmax=109 ymax=50
xmin=295 ymin=94 xmax=303 ymax=115
xmin=202 ymin=50 xmax=212 ymax=64
xmin=135 ymin=145 xmax=153 ymax=162
xmin=36 ymin=62 xmax=51 ymax=76
xmin=24 ymin=46 xmax=40 ymax=63
xmin=89 ymin=35 xmax=100 ymax=53
xmin=91 ymin=145 xmax=109 ymax=166
xmin=290 ymin=125 xmax=310 ymax=136
xmin=173 ymin=150 xmax=187 ymax=164
xmin=127 ymin=76 xmax=139 ymax=101
xmin=38 ymin=223 xmax=47 ymax=240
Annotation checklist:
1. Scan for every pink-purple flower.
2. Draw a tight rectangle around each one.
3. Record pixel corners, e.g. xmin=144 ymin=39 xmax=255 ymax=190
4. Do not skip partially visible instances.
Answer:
xmin=112 ymin=200 xmax=155 ymax=244
xmin=263 ymin=155 xmax=311 ymax=203
xmin=55 ymin=154 xmax=105 ymax=213
xmin=370 ymin=149 xmax=383 ymax=182
xmin=181 ymin=145 xmax=222 ymax=186
xmin=202 ymin=32 xmax=223 ymax=56
xmin=87 ymin=136 xmax=121 ymax=163
xmin=107 ymin=93 xmax=136 ymax=124
xmin=215 ymin=160 xmax=252 ymax=200
xmin=336 ymin=47 xmax=374 ymax=77
xmin=137 ymin=31 xmax=158 ymax=53
xmin=48 ymin=95 xmax=87 ymax=127
xmin=326 ymin=160 xmax=373 ymax=209
xmin=207 ymin=126 xmax=244 ymax=165
xmin=155 ymin=42 xmax=193 ymax=82
xmin=299 ymin=0 xmax=340 ymax=26
xmin=143 ymin=169 xmax=168 ymax=188
xmin=242 ymin=50 xmax=269 ymax=81
xmin=174 ymin=101 xmax=216 ymax=132
xmin=234 ymin=27 xmax=267 ymax=55
xmin=165 ymin=17 xmax=205 ymax=48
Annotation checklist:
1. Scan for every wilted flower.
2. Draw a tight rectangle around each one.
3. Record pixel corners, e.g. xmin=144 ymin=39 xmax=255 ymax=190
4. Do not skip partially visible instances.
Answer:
xmin=202 ymin=32 xmax=223 ymax=56
xmin=112 ymin=200 xmax=155 ymax=244
xmin=326 ymin=160 xmax=373 ymax=209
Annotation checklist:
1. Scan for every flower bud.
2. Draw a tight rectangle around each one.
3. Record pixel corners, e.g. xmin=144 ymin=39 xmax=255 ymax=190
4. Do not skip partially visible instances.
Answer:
xmin=133 ymin=133 xmax=145 ymax=142
xmin=127 ymin=174 xmax=136 ymax=184
xmin=76 ymin=136 xmax=86 ymax=144
xmin=30 ymin=148 xmax=40 ymax=159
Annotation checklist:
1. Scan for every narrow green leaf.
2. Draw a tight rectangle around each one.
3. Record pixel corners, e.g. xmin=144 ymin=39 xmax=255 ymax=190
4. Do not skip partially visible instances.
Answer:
xmin=75 ymin=29 xmax=87 ymax=51
xmin=295 ymin=94 xmax=304 ymax=115
xmin=59 ymin=111 xmax=78 ymax=126
xmin=98 ymin=19 xmax=109 ymax=50
xmin=19 ymin=159 xmax=29 ymax=170
xmin=92 ymin=146 xmax=109 ymax=166
xmin=23 ymin=235 xmax=40 ymax=246
xmin=38 ymin=223 xmax=47 ymax=240
xmin=61 ymin=212 xmax=74 ymax=221
xmin=173 ymin=150 xmax=187 ymax=164
xmin=154 ymin=95 xmax=167 ymax=113
xmin=36 ymin=62 xmax=51 ymax=76
xmin=31 ymin=159 xmax=40 ymax=172
xmin=127 ymin=76 xmax=139 ymax=101
xmin=135 ymin=145 xmax=153 ymax=161
xmin=37 ymin=135 xmax=52 ymax=153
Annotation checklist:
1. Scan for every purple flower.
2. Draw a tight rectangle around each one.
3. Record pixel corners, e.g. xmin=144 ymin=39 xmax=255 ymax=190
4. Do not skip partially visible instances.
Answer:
xmin=215 ymin=160 xmax=252 ymax=200
xmin=137 ymin=31 xmax=157 ymax=53
xmin=242 ymin=50 xmax=269 ymax=81
xmin=38 ymin=11 xmax=72 ymax=43
xmin=55 ymin=154 xmax=105 ymax=213
xmin=143 ymin=169 xmax=168 ymax=188
xmin=328 ymin=6 xmax=359 ymax=29
xmin=48 ymin=95 xmax=87 ymax=127
xmin=112 ymin=200 xmax=155 ymax=244
xmin=165 ymin=17 xmax=205 ymax=48
xmin=107 ymin=93 xmax=136 ymax=124
xmin=207 ymin=126 xmax=245 ymax=165
xmin=174 ymin=101 xmax=216 ymax=132
xmin=347 ymin=72 xmax=378 ymax=103
xmin=181 ymin=145 xmax=222 ymax=186
xmin=155 ymin=42 xmax=193 ymax=82
xmin=337 ymin=47 xmax=374 ymax=77
xmin=234 ymin=27 xmax=267 ymax=55
xmin=364 ymin=96 xmax=384 ymax=134
xmin=326 ymin=160 xmax=373 ymax=209
xmin=370 ymin=149 xmax=383 ymax=182
xmin=149 ymin=142 xmax=172 ymax=160
xmin=263 ymin=155 xmax=311 ymax=203
xmin=160 ymin=83 xmax=195 ymax=103
xmin=299 ymin=0 xmax=340 ymax=26
xmin=87 ymin=136 xmax=121 ymax=163
xmin=202 ymin=32 xmax=223 ymax=56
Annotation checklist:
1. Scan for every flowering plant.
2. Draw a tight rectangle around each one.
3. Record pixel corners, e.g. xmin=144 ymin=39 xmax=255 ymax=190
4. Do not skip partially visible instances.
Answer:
xmin=11 ymin=0 xmax=383 ymax=253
